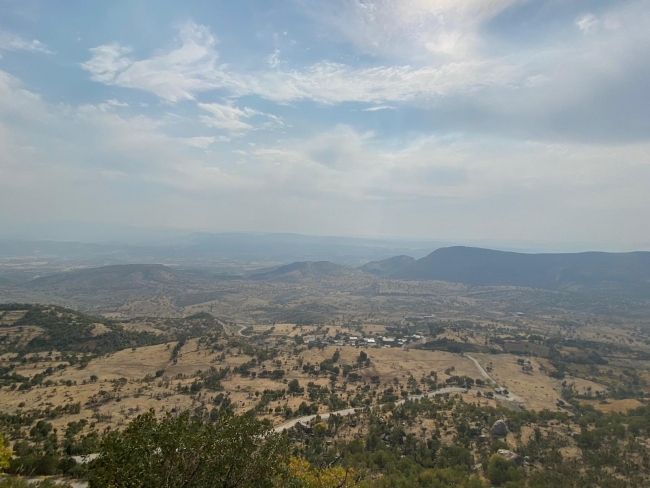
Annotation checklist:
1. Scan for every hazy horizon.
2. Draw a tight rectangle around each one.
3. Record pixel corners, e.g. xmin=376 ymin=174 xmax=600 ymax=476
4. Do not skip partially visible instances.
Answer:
xmin=0 ymin=220 xmax=649 ymax=255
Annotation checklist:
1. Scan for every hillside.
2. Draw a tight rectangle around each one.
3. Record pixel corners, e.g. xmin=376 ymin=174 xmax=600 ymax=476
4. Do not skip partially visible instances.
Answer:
xmin=28 ymin=264 xmax=201 ymax=292
xmin=391 ymin=246 xmax=650 ymax=296
xmin=358 ymin=255 xmax=415 ymax=277
xmin=0 ymin=303 xmax=223 ymax=354
xmin=249 ymin=261 xmax=368 ymax=283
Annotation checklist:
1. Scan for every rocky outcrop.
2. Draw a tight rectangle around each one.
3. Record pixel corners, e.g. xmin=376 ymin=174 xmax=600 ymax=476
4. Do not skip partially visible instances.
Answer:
xmin=497 ymin=449 xmax=523 ymax=465
xmin=491 ymin=419 xmax=509 ymax=436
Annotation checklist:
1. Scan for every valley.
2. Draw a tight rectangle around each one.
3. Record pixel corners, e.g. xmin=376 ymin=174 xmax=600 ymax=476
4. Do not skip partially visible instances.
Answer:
xmin=2 ymin=247 xmax=650 ymax=486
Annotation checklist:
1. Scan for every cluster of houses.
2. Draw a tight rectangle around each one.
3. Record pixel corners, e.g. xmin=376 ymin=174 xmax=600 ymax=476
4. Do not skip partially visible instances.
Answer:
xmin=304 ymin=334 xmax=423 ymax=348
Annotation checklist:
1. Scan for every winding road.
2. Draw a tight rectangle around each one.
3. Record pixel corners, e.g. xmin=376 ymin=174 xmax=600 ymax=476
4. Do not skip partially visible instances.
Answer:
xmin=273 ymin=387 xmax=468 ymax=432
xmin=465 ymin=354 xmax=492 ymax=381
xmin=464 ymin=354 xmax=523 ymax=403
xmin=65 ymin=351 xmax=524 ymax=482
xmin=273 ymin=354 xmax=526 ymax=432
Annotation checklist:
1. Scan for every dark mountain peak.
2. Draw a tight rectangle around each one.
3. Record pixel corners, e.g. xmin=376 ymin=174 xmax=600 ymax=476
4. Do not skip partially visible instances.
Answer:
xmin=390 ymin=246 xmax=650 ymax=296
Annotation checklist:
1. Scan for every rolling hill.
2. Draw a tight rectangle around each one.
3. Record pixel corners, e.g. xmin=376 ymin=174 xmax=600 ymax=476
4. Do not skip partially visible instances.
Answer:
xmin=27 ymin=264 xmax=202 ymax=292
xmin=249 ymin=261 xmax=369 ymax=283
xmin=358 ymin=255 xmax=415 ymax=277
xmin=390 ymin=246 xmax=650 ymax=296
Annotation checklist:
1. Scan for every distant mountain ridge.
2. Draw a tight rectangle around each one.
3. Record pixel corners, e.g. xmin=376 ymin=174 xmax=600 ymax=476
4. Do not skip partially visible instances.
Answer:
xmin=383 ymin=246 xmax=650 ymax=296
xmin=28 ymin=264 xmax=202 ymax=292
xmin=21 ymin=247 xmax=650 ymax=301
xmin=249 ymin=261 xmax=368 ymax=283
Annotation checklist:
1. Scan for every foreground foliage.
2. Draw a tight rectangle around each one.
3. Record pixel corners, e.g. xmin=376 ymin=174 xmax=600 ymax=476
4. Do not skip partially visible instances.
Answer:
xmin=89 ymin=410 xmax=290 ymax=488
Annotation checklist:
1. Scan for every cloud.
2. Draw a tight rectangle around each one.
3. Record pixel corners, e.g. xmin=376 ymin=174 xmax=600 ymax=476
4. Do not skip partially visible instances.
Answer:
xmin=0 ymin=32 xmax=53 ymax=54
xmin=299 ymin=0 xmax=523 ymax=61
xmin=197 ymin=101 xmax=284 ymax=132
xmin=267 ymin=49 xmax=282 ymax=68
xmin=179 ymin=136 xmax=216 ymax=149
xmin=89 ymin=99 xmax=130 ymax=112
xmin=576 ymin=11 xmax=622 ymax=35
xmin=80 ymin=43 xmax=134 ymax=83
xmin=0 ymin=70 xmax=52 ymax=122
xmin=78 ymin=4 xmax=645 ymax=127
xmin=198 ymin=102 xmax=261 ymax=131
xmin=212 ymin=125 xmax=650 ymax=243
xmin=2 ymin=66 xmax=650 ymax=243
xmin=81 ymin=22 xmax=223 ymax=102
xmin=576 ymin=14 xmax=600 ymax=34
xmin=225 ymin=60 xmax=520 ymax=105
xmin=362 ymin=105 xmax=395 ymax=112
xmin=81 ymin=22 xmax=522 ymax=105
xmin=4 ymin=2 xmax=650 ymax=242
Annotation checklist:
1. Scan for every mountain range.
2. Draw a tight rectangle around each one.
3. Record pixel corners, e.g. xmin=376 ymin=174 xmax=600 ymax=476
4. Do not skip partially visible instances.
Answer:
xmin=376 ymin=246 xmax=650 ymax=296
xmin=10 ymin=246 xmax=650 ymax=299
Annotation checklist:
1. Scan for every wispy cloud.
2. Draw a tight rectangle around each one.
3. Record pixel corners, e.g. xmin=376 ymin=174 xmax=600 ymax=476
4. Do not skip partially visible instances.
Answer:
xmin=362 ymin=105 xmax=395 ymax=112
xmin=81 ymin=22 xmax=521 ymax=105
xmin=0 ymin=32 xmax=53 ymax=54
xmin=198 ymin=102 xmax=260 ymax=131
xmin=299 ymin=0 xmax=523 ymax=61
xmin=3 ymin=1 xmax=650 ymax=242
xmin=81 ymin=23 xmax=222 ymax=102
xmin=179 ymin=136 xmax=216 ymax=149
xmin=198 ymin=101 xmax=283 ymax=132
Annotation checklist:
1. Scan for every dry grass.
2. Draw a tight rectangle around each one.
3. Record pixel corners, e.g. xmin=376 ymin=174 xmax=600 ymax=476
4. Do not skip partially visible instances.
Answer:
xmin=471 ymin=353 xmax=565 ymax=410
xmin=583 ymin=399 xmax=644 ymax=413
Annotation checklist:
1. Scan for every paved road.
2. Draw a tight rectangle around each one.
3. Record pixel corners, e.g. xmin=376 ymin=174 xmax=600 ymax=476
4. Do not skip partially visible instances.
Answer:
xmin=274 ymin=354 xmax=527 ymax=433
xmin=221 ymin=319 xmax=247 ymax=337
xmin=52 ymin=351 xmax=523 ymax=487
xmin=273 ymin=387 xmax=468 ymax=433
xmin=464 ymin=354 xmax=524 ymax=403
xmin=465 ymin=354 xmax=493 ymax=382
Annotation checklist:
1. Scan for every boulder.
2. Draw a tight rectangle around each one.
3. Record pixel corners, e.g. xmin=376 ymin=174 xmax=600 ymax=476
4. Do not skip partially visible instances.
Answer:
xmin=497 ymin=449 xmax=523 ymax=465
xmin=491 ymin=419 xmax=509 ymax=436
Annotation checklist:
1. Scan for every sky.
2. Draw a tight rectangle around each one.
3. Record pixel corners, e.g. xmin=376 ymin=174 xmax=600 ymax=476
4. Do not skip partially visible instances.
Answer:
xmin=0 ymin=0 xmax=649 ymax=249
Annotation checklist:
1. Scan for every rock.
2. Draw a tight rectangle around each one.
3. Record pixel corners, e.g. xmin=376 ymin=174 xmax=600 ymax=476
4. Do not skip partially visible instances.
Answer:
xmin=491 ymin=419 xmax=509 ymax=436
xmin=497 ymin=449 xmax=523 ymax=465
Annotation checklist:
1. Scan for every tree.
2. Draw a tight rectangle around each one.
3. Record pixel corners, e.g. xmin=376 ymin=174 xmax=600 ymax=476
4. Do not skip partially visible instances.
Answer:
xmin=313 ymin=423 xmax=327 ymax=437
xmin=287 ymin=458 xmax=356 ymax=488
xmin=288 ymin=379 xmax=304 ymax=395
xmin=487 ymin=454 xmax=521 ymax=487
xmin=89 ymin=410 xmax=292 ymax=488
xmin=0 ymin=434 xmax=11 ymax=471
xmin=435 ymin=445 xmax=473 ymax=469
